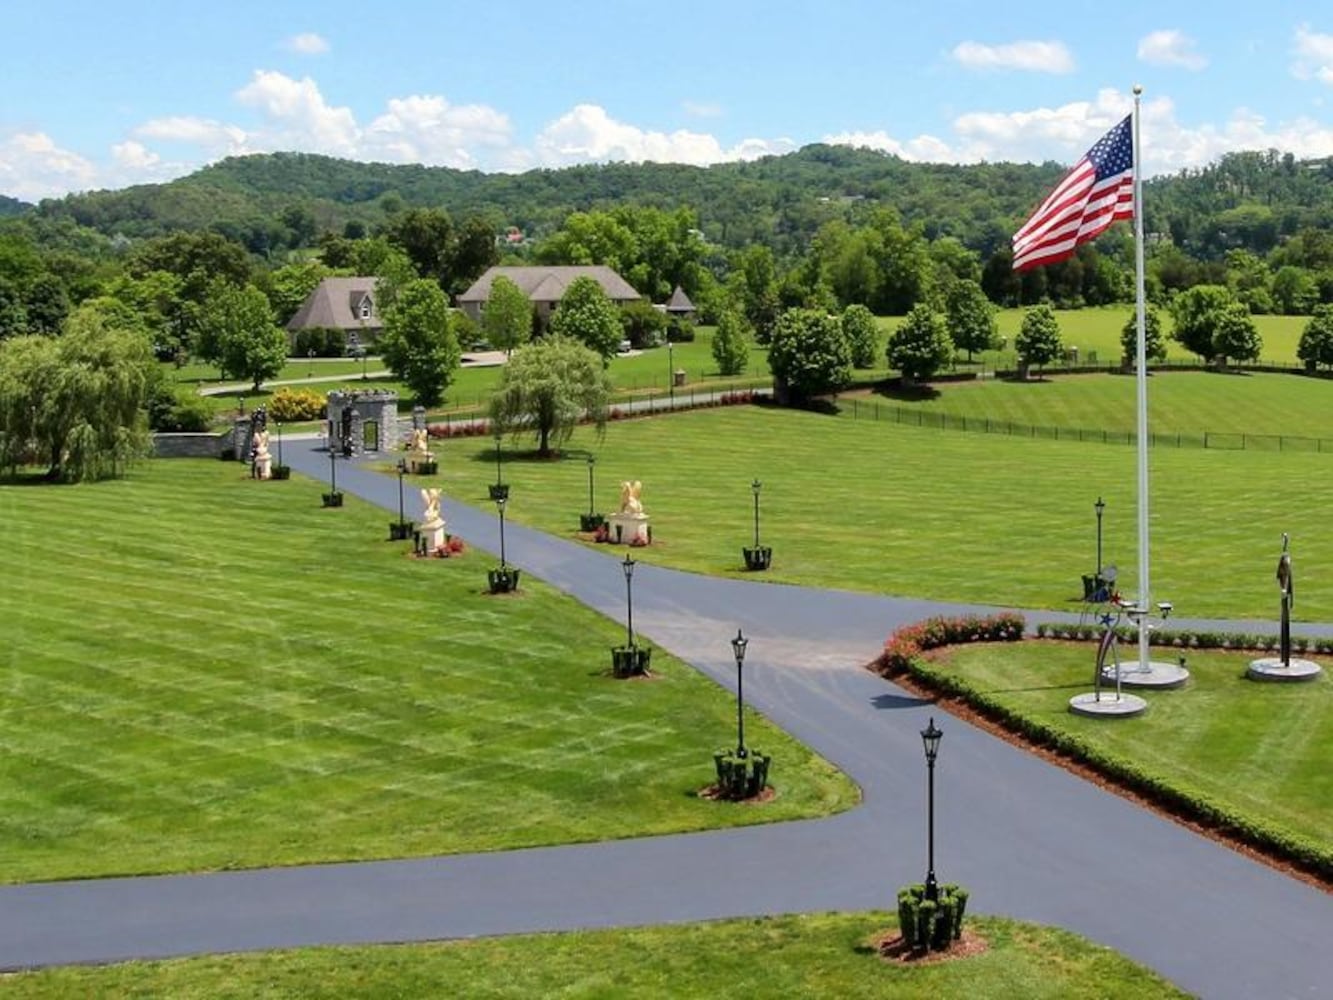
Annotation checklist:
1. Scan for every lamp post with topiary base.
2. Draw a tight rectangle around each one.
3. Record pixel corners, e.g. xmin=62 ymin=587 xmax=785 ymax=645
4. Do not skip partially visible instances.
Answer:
xmin=610 ymin=555 xmax=651 ymax=677
xmin=272 ymin=421 xmax=291 ymax=479
xmin=711 ymin=628 xmax=770 ymax=799
xmin=921 ymin=716 xmax=942 ymax=901
xmin=487 ymin=495 xmax=520 ymax=593
xmin=580 ymin=454 xmax=604 ymax=531
xmin=743 ymin=478 xmax=772 ymax=571
xmin=389 ymin=458 xmax=414 ymax=540
xmin=322 ymin=448 xmax=343 ymax=507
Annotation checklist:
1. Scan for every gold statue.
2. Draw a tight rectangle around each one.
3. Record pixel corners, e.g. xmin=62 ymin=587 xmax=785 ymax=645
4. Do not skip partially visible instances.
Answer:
xmin=619 ymin=480 xmax=643 ymax=515
xmin=421 ymin=487 xmax=442 ymax=524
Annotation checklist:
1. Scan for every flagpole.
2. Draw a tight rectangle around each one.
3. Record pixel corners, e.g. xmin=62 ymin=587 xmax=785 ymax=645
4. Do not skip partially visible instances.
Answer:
xmin=1132 ymin=85 xmax=1151 ymax=670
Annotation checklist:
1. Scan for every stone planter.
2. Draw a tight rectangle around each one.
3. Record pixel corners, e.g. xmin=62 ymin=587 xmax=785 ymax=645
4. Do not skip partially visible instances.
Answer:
xmin=321 ymin=491 xmax=344 ymax=508
xmin=610 ymin=645 xmax=652 ymax=678
xmin=388 ymin=520 xmax=415 ymax=541
xmin=712 ymin=749 xmax=771 ymax=800
xmin=413 ymin=459 xmax=438 ymax=476
xmin=488 ymin=483 xmax=510 ymax=501
xmin=271 ymin=465 xmax=291 ymax=481
xmin=580 ymin=512 xmax=606 ymax=532
xmin=487 ymin=566 xmax=521 ymax=594
xmin=743 ymin=545 xmax=772 ymax=571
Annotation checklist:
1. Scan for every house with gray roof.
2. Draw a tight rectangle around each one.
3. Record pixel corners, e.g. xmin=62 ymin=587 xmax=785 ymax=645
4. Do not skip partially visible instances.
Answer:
xmin=457 ymin=265 xmax=642 ymax=327
xmin=286 ymin=276 xmax=382 ymax=349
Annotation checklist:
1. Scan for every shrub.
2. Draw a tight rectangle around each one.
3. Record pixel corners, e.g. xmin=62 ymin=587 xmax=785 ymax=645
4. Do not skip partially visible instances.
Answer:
xmin=712 ymin=750 xmax=770 ymax=800
xmin=267 ymin=387 xmax=327 ymax=422
xmin=897 ymin=883 xmax=969 ymax=951
xmin=876 ymin=613 xmax=1025 ymax=675
xmin=293 ymin=327 xmax=347 ymax=358
xmin=667 ymin=315 xmax=696 ymax=343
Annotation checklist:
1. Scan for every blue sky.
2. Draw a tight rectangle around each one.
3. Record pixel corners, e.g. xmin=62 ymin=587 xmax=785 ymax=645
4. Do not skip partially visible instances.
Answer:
xmin=3 ymin=1 xmax=1332 ymax=201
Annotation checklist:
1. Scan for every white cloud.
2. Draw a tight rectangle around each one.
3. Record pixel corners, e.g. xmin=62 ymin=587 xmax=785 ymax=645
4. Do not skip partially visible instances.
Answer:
xmin=682 ymin=100 xmax=723 ymax=118
xmin=135 ymin=116 xmax=250 ymax=156
xmin=1293 ymin=24 xmax=1333 ymax=84
xmin=1137 ymin=30 xmax=1207 ymax=70
xmin=0 ymin=131 xmax=98 ymax=200
xmin=821 ymin=130 xmax=959 ymax=162
xmin=284 ymin=32 xmax=329 ymax=55
xmin=234 ymin=70 xmax=359 ymax=157
xmin=951 ymin=39 xmax=1074 ymax=74
xmin=364 ymin=95 xmax=513 ymax=168
xmin=534 ymin=103 xmax=791 ymax=166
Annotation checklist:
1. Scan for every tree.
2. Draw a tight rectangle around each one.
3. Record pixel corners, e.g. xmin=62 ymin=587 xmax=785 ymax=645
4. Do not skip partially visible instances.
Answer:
xmin=23 ymin=274 xmax=69 ymax=335
xmin=489 ymin=336 xmax=611 ymax=457
xmin=0 ymin=281 xmax=28 ymax=338
xmin=1212 ymin=302 xmax=1262 ymax=366
xmin=379 ymin=279 xmax=460 ymax=407
xmin=449 ymin=216 xmax=500 ymax=294
xmin=840 ymin=304 xmax=879 ymax=368
xmin=618 ymin=299 xmax=668 ymax=349
xmin=0 ymin=311 xmax=154 ymax=481
xmin=1170 ymin=285 xmax=1240 ymax=363
xmin=383 ymin=207 xmax=453 ymax=287
xmin=1297 ymin=305 xmax=1333 ymax=370
xmin=481 ymin=275 xmax=532 ymax=356
xmin=1015 ymin=304 xmax=1063 ymax=379
xmin=549 ymin=276 xmax=624 ymax=363
xmin=944 ymin=280 xmax=998 ymax=360
xmin=887 ymin=305 xmax=953 ymax=385
xmin=197 ymin=283 xmax=288 ymax=391
xmin=1272 ymin=266 xmax=1320 ymax=315
xmin=1119 ymin=308 xmax=1167 ymax=366
xmin=711 ymin=308 xmax=750 ymax=376
xmin=729 ymin=245 xmax=781 ymax=343
xmin=264 ymin=260 xmax=333 ymax=325
xmin=767 ymin=308 xmax=851 ymax=405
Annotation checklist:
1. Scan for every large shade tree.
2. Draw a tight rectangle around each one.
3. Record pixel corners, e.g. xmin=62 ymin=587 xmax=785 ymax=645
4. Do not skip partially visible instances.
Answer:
xmin=944 ymin=279 xmax=998 ymax=360
xmin=1298 ymin=305 xmax=1333 ymax=370
xmin=196 ymin=283 xmax=288 ymax=391
xmin=489 ymin=336 xmax=611 ymax=457
xmin=767 ymin=308 xmax=851 ymax=405
xmin=0 ymin=309 xmax=154 ymax=481
xmin=1170 ymin=284 xmax=1238 ymax=363
xmin=549 ymin=276 xmax=624 ymax=363
xmin=711 ymin=307 xmax=750 ymax=376
xmin=379 ymin=279 xmax=461 ymax=407
xmin=887 ymin=304 xmax=953 ymax=385
xmin=1014 ymin=303 xmax=1064 ymax=379
xmin=481 ymin=275 xmax=533 ymax=356
xmin=840 ymin=303 xmax=879 ymax=368
xmin=1119 ymin=307 xmax=1167 ymax=367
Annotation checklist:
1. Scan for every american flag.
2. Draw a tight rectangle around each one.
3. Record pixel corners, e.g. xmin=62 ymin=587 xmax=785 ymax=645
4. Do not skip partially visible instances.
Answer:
xmin=1012 ymin=115 xmax=1134 ymax=271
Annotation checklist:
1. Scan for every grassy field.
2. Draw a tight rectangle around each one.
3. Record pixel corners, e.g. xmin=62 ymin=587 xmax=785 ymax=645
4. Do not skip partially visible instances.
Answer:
xmin=431 ymin=404 xmax=1333 ymax=621
xmin=0 ymin=913 xmax=1186 ymax=999
xmin=930 ymin=642 xmax=1331 ymax=848
xmin=0 ymin=461 xmax=855 ymax=883
xmin=851 ymin=369 xmax=1333 ymax=441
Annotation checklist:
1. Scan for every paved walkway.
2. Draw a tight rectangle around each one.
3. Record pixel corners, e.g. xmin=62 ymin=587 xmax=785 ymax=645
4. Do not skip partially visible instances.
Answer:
xmin=2 ymin=441 xmax=1329 ymax=998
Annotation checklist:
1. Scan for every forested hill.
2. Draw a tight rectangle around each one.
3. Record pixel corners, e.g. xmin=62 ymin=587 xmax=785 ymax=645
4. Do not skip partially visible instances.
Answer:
xmin=28 ymin=144 xmax=1333 ymax=261
xmin=0 ymin=195 xmax=30 ymax=218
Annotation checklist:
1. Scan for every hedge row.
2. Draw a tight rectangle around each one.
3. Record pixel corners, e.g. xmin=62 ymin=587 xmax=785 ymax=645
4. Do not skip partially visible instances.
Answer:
xmin=873 ymin=615 xmax=1333 ymax=882
xmin=1036 ymin=621 xmax=1333 ymax=656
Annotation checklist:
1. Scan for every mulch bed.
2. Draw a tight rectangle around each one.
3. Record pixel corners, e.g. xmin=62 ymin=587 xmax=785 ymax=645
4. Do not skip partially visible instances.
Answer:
xmin=872 ymin=928 xmax=989 ymax=964
xmin=697 ymin=785 xmax=777 ymax=804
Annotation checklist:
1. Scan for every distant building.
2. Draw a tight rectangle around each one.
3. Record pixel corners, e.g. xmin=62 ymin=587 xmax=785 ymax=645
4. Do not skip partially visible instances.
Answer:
xmin=457 ymin=265 xmax=641 ymax=327
xmin=286 ymin=276 xmax=381 ymax=348
xmin=664 ymin=285 xmax=696 ymax=320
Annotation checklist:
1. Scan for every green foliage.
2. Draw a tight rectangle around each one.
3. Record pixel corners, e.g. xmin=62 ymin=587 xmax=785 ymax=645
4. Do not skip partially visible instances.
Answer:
xmin=292 ymin=326 xmax=346 ymax=358
xmin=489 ymin=335 xmax=611 ymax=456
xmin=711 ymin=309 xmax=750 ymax=376
xmin=383 ymin=207 xmax=453 ymax=287
xmin=1015 ymin=304 xmax=1063 ymax=374
xmin=549 ymin=275 xmax=624 ymax=362
xmin=767 ymin=308 xmax=851 ymax=405
xmin=729 ymin=245 xmax=781 ymax=343
xmin=1212 ymin=301 xmax=1262 ymax=364
xmin=1297 ymin=305 xmax=1333 ymax=370
xmin=0 ymin=312 xmax=154 ymax=480
xmin=267 ymin=386 xmax=327 ymax=422
xmin=898 ymin=883 xmax=970 ymax=951
xmin=480 ymin=274 xmax=532 ymax=354
xmin=1119 ymin=307 xmax=1167 ymax=364
xmin=146 ymin=381 xmax=213 ymax=432
xmin=264 ymin=260 xmax=332 ymax=324
xmin=666 ymin=315 xmax=696 ymax=342
xmin=619 ymin=297 xmax=668 ymax=349
xmin=712 ymin=750 xmax=771 ymax=800
xmin=887 ymin=304 xmax=953 ymax=384
xmin=840 ymin=303 xmax=879 ymax=368
xmin=945 ymin=279 xmax=998 ymax=359
xmin=379 ymin=279 xmax=460 ymax=407
xmin=197 ymin=283 xmax=288 ymax=390
xmin=1170 ymin=284 xmax=1238 ymax=361
xmin=1271 ymin=265 xmax=1320 ymax=315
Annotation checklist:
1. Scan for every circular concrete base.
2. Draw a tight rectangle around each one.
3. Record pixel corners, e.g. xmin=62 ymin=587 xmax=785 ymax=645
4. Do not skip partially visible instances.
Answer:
xmin=1103 ymin=659 xmax=1190 ymax=689
xmin=1069 ymin=692 xmax=1148 ymax=718
xmin=1247 ymin=657 xmax=1323 ymax=683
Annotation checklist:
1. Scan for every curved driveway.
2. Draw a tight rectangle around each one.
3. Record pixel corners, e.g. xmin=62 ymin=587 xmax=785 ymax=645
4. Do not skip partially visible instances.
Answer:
xmin=2 ymin=440 xmax=1329 ymax=999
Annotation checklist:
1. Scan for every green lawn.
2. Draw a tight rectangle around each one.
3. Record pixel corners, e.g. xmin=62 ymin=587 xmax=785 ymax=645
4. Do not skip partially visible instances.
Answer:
xmin=0 ymin=460 xmax=855 ymax=883
xmin=433 ymin=404 xmax=1333 ymax=621
xmin=927 ymin=641 xmax=1332 ymax=849
xmin=0 ymin=913 xmax=1186 ymax=999
xmin=850 ymin=369 xmax=1333 ymax=441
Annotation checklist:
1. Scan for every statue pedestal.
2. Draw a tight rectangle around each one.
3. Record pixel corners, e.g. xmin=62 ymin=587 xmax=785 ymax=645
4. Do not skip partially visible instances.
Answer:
xmin=608 ymin=512 xmax=650 ymax=545
xmin=1247 ymin=657 xmax=1323 ymax=682
xmin=407 ymin=450 xmax=436 ymax=474
xmin=419 ymin=517 xmax=447 ymax=553
xmin=254 ymin=454 xmax=272 ymax=480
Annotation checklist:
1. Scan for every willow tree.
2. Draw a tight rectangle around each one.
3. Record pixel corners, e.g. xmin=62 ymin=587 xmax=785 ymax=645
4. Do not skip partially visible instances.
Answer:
xmin=488 ymin=336 xmax=611 ymax=457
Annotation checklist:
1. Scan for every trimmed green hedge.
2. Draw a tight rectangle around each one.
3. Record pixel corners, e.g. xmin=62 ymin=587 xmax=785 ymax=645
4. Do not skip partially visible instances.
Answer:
xmin=1035 ymin=621 xmax=1333 ymax=656
xmin=897 ymin=882 xmax=969 ymax=951
xmin=873 ymin=615 xmax=1333 ymax=881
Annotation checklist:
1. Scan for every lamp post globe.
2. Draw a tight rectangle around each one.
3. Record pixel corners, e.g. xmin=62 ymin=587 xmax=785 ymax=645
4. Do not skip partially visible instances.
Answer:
xmin=920 ymin=716 xmax=943 ymax=901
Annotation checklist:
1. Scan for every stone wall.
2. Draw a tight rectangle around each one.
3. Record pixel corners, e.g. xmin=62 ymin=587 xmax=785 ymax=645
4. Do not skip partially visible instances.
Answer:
xmin=152 ymin=431 xmax=232 ymax=458
xmin=326 ymin=389 xmax=400 ymax=457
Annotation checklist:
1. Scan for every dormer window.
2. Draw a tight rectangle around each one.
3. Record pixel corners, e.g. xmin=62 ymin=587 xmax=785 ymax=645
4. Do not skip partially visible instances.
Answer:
xmin=359 ymin=298 xmax=372 ymax=320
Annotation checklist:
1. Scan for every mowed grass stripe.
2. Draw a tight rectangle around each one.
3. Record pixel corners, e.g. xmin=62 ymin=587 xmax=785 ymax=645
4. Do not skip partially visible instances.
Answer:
xmin=0 ymin=460 xmax=856 ymax=883
xmin=438 ymin=405 xmax=1333 ymax=620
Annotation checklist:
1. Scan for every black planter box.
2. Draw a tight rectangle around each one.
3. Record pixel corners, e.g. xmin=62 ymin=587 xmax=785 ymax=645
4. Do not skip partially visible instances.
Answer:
xmin=580 ymin=512 xmax=606 ymax=532
xmin=271 ymin=465 xmax=291 ymax=480
xmin=488 ymin=483 xmax=510 ymax=501
xmin=487 ymin=567 xmax=521 ymax=594
xmin=321 ymin=491 xmax=344 ymax=508
xmin=388 ymin=520 xmax=415 ymax=541
xmin=415 ymin=460 xmax=438 ymax=476
xmin=610 ymin=645 xmax=653 ymax=678
xmin=743 ymin=545 xmax=772 ymax=571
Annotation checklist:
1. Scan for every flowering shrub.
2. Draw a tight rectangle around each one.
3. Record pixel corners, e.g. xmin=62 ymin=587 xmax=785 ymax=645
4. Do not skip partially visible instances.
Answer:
xmin=593 ymin=524 xmax=612 ymax=543
xmin=428 ymin=420 xmax=491 ymax=439
xmin=629 ymin=535 xmax=648 ymax=547
xmin=268 ymin=387 xmax=327 ymax=422
xmin=876 ymin=613 xmax=1025 ymax=676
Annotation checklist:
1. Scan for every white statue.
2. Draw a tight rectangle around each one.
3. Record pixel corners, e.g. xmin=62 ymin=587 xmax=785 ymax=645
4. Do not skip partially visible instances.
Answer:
xmin=421 ymin=487 xmax=442 ymax=524
xmin=409 ymin=427 xmax=430 ymax=454
xmin=253 ymin=428 xmax=270 ymax=459
xmin=619 ymin=480 xmax=644 ymax=515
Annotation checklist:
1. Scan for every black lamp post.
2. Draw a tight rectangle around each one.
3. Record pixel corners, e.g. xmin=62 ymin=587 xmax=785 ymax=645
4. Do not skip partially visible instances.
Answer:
xmin=275 ymin=422 xmax=284 ymax=467
xmin=622 ymin=555 xmax=636 ymax=649
xmin=731 ymin=628 xmax=749 ymax=758
xmin=743 ymin=478 xmax=771 ymax=571
xmin=489 ymin=430 xmax=508 ymax=501
xmin=668 ymin=339 xmax=675 ymax=406
xmin=388 ymin=458 xmax=412 ymax=539
xmin=307 ymin=347 xmax=315 ymax=378
xmin=397 ymin=459 xmax=407 ymax=524
xmin=1095 ymin=496 xmax=1106 ymax=579
xmin=752 ymin=479 xmax=762 ymax=549
xmin=497 ymin=496 xmax=508 ymax=569
xmin=587 ymin=455 xmax=597 ymax=516
xmin=920 ymin=716 xmax=943 ymax=901
xmin=328 ymin=447 xmax=337 ymax=492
